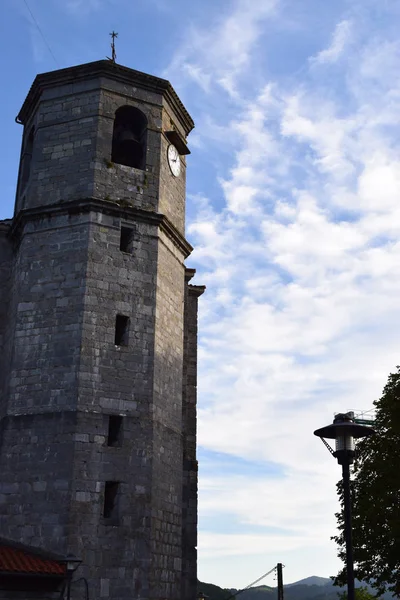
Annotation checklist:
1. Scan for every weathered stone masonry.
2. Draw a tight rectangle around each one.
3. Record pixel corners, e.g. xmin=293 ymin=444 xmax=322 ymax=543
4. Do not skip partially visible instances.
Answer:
xmin=0 ymin=60 xmax=204 ymax=600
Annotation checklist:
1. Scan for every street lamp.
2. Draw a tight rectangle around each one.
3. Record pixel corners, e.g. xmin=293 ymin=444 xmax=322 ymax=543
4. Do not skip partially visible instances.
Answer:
xmin=65 ymin=554 xmax=82 ymax=600
xmin=314 ymin=412 xmax=375 ymax=600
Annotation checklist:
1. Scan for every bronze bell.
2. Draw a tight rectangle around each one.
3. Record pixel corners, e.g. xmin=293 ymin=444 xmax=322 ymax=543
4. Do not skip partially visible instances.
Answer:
xmin=112 ymin=126 xmax=143 ymax=168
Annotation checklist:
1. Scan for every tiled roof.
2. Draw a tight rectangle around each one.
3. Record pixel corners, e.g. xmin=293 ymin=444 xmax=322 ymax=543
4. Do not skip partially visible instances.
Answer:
xmin=0 ymin=539 xmax=66 ymax=576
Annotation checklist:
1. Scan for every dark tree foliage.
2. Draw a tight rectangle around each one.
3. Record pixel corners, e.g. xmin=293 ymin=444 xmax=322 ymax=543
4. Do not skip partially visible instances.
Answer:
xmin=332 ymin=368 xmax=400 ymax=597
xmin=338 ymin=587 xmax=378 ymax=600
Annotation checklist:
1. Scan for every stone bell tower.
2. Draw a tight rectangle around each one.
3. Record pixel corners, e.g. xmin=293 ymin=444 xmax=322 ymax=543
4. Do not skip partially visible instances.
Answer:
xmin=0 ymin=60 xmax=204 ymax=600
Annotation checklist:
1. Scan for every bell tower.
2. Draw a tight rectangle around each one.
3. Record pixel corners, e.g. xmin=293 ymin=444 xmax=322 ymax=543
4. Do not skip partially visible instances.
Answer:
xmin=0 ymin=61 xmax=204 ymax=600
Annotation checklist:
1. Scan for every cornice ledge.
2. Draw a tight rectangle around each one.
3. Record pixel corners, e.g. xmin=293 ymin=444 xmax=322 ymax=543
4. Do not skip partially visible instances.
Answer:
xmin=159 ymin=215 xmax=193 ymax=258
xmin=188 ymin=284 xmax=206 ymax=297
xmin=0 ymin=219 xmax=12 ymax=234
xmin=10 ymin=198 xmax=193 ymax=257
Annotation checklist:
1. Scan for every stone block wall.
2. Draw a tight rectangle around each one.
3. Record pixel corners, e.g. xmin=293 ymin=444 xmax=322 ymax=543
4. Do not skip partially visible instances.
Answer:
xmin=0 ymin=208 xmax=89 ymax=556
xmin=69 ymin=206 xmax=160 ymax=599
xmin=0 ymin=201 xmax=194 ymax=600
xmin=158 ymin=100 xmax=188 ymax=236
xmin=17 ymin=83 xmax=101 ymax=210
xmin=149 ymin=230 xmax=187 ymax=598
xmin=3 ymin=210 xmax=88 ymax=415
xmin=0 ymin=220 xmax=13 ymax=416
xmin=91 ymin=84 xmax=161 ymax=212
xmin=181 ymin=276 xmax=205 ymax=600
xmin=0 ymin=411 xmax=75 ymax=551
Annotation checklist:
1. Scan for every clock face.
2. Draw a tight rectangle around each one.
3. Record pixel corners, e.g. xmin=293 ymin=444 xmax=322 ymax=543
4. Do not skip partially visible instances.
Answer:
xmin=167 ymin=144 xmax=181 ymax=177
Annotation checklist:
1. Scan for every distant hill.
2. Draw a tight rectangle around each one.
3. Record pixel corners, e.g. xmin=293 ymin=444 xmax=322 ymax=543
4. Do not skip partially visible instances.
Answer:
xmin=198 ymin=576 xmax=394 ymax=600
xmin=198 ymin=581 xmax=273 ymax=600
xmin=198 ymin=581 xmax=234 ymax=600
xmin=286 ymin=577 xmax=332 ymax=588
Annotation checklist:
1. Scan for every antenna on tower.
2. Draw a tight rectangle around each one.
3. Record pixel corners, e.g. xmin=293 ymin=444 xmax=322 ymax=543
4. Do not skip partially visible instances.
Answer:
xmin=107 ymin=31 xmax=118 ymax=63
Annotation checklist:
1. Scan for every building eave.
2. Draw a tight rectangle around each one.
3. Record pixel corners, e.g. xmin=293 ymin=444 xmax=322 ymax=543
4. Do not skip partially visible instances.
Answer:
xmin=16 ymin=60 xmax=194 ymax=136
xmin=0 ymin=537 xmax=69 ymax=577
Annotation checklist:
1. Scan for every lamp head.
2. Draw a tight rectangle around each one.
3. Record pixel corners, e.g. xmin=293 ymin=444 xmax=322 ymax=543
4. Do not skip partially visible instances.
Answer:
xmin=65 ymin=554 xmax=82 ymax=574
xmin=314 ymin=412 xmax=375 ymax=464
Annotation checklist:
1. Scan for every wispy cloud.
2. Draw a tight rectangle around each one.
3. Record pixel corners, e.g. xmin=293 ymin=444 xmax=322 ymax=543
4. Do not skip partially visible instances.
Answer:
xmin=164 ymin=0 xmax=278 ymax=96
xmin=310 ymin=19 xmax=352 ymax=65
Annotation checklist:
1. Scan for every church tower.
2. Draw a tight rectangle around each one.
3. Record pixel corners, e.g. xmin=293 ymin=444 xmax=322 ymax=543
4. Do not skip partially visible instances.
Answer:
xmin=0 ymin=60 xmax=204 ymax=599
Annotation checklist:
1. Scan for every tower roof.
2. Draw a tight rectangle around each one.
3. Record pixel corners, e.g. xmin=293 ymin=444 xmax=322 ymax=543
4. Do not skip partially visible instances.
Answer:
xmin=17 ymin=60 xmax=195 ymax=136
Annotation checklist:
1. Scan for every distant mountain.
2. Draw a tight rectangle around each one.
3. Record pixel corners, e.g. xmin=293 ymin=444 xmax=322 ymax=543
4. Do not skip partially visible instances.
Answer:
xmin=198 ymin=577 xmax=394 ymax=600
xmin=198 ymin=581 xmax=274 ymax=600
xmin=198 ymin=581 xmax=234 ymax=600
xmin=286 ymin=577 xmax=332 ymax=588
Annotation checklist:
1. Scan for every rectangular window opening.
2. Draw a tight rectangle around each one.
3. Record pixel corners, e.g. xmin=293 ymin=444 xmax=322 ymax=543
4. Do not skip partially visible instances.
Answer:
xmin=115 ymin=315 xmax=129 ymax=346
xmin=107 ymin=415 xmax=123 ymax=447
xmin=103 ymin=481 xmax=119 ymax=519
xmin=120 ymin=226 xmax=134 ymax=253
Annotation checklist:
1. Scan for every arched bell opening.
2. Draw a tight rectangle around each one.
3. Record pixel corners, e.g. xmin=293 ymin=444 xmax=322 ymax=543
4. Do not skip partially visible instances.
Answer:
xmin=111 ymin=106 xmax=147 ymax=170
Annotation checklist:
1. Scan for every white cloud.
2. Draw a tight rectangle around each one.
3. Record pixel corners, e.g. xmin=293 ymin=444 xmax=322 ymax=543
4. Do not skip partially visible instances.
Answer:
xmin=164 ymin=0 xmax=278 ymax=96
xmin=310 ymin=19 xmax=352 ymax=66
xmin=281 ymin=93 xmax=357 ymax=179
xmin=358 ymin=155 xmax=400 ymax=211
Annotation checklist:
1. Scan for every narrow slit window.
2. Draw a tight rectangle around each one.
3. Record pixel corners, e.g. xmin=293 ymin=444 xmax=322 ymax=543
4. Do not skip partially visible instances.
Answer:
xmin=115 ymin=315 xmax=129 ymax=346
xmin=120 ymin=226 xmax=134 ymax=253
xmin=103 ymin=481 xmax=119 ymax=519
xmin=107 ymin=415 xmax=123 ymax=447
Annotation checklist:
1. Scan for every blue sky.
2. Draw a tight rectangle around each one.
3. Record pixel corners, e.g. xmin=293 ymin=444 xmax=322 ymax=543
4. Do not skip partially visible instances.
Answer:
xmin=2 ymin=0 xmax=400 ymax=589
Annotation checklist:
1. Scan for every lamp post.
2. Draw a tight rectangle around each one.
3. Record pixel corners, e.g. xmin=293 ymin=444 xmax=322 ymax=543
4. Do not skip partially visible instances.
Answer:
xmin=314 ymin=412 xmax=375 ymax=600
xmin=65 ymin=554 xmax=82 ymax=600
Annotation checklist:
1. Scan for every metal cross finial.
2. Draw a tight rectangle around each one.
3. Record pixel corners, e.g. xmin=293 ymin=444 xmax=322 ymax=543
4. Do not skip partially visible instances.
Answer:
xmin=107 ymin=31 xmax=118 ymax=63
